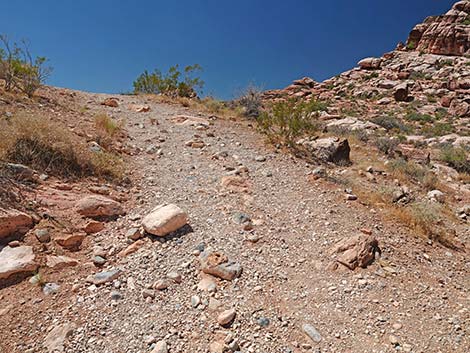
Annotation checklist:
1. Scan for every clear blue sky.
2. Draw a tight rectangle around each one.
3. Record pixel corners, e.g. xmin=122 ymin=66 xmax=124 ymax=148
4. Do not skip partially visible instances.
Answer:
xmin=0 ymin=0 xmax=456 ymax=99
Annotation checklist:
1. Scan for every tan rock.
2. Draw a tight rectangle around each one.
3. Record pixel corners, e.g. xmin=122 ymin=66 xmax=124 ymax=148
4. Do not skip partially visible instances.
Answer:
xmin=101 ymin=98 xmax=119 ymax=107
xmin=43 ymin=323 xmax=75 ymax=353
xmin=128 ymin=104 xmax=151 ymax=112
xmin=151 ymin=340 xmax=168 ymax=353
xmin=221 ymin=176 xmax=252 ymax=193
xmin=76 ymin=195 xmax=124 ymax=218
xmin=217 ymin=308 xmax=236 ymax=326
xmin=55 ymin=233 xmax=86 ymax=250
xmin=0 ymin=208 xmax=33 ymax=239
xmin=46 ymin=255 xmax=79 ymax=270
xmin=117 ymin=239 xmax=145 ymax=258
xmin=142 ymin=204 xmax=188 ymax=237
xmin=83 ymin=220 xmax=105 ymax=234
xmin=0 ymin=246 xmax=38 ymax=281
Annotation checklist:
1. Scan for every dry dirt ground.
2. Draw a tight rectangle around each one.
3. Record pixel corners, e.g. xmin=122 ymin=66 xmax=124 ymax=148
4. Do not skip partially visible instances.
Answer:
xmin=0 ymin=90 xmax=468 ymax=353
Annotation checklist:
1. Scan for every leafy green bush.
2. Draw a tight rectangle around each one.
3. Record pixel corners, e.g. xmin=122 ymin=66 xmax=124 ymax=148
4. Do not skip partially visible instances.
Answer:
xmin=256 ymin=98 xmax=322 ymax=145
xmin=0 ymin=35 xmax=52 ymax=97
xmin=133 ymin=64 xmax=203 ymax=98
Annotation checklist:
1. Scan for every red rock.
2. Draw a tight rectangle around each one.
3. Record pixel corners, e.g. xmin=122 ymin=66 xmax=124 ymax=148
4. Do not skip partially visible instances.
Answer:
xmin=0 ymin=208 xmax=33 ymax=239
xmin=83 ymin=220 xmax=105 ymax=234
xmin=406 ymin=1 xmax=470 ymax=56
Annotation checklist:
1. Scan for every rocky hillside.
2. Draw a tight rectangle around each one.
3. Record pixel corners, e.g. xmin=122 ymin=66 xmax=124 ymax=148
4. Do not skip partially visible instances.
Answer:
xmin=0 ymin=2 xmax=469 ymax=353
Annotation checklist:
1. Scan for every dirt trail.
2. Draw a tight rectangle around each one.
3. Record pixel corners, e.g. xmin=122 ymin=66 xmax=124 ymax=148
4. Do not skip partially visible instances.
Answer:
xmin=1 ymin=92 xmax=468 ymax=353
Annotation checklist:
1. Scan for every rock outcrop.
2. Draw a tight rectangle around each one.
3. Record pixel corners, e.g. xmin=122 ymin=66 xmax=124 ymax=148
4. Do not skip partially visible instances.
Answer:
xmin=406 ymin=1 xmax=470 ymax=56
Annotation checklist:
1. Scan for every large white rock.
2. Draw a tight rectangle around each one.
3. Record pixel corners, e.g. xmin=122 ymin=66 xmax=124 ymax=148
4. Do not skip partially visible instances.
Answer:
xmin=0 ymin=246 xmax=38 ymax=281
xmin=142 ymin=204 xmax=188 ymax=236
xmin=0 ymin=208 xmax=33 ymax=239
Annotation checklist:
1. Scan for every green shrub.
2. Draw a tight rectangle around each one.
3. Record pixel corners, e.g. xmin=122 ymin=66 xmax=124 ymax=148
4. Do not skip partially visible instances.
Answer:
xmin=422 ymin=122 xmax=454 ymax=137
xmin=133 ymin=64 xmax=204 ymax=98
xmin=375 ymin=136 xmax=399 ymax=155
xmin=439 ymin=145 xmax=470 ymax=173
xmin=0 ymin=35 xmax=52 ymax=97
xmin=405 ymin=111 xmax=434 ymax=123
xmin=371 ymin=115 xmax=412 ymax=133
xmin=256 ymin=98 xmax=321 ymax=145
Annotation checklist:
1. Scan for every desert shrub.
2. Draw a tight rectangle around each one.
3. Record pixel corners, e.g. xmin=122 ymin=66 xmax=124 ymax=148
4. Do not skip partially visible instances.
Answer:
xmin=405 ymin=111 xmax=434 ymax=123
xmin=371 ymin=115 xmax=412 ymax=133
xmin=236 ymin=85 xmax=263 ymax=118
xmin=0 ymin=114 xmax=124 ymax=180
xmin=133 ymin=64 xmax=203 ymax=98
xmin=94 ymin=113 xmax=123 ymax=137
xmin=0 ymin=35 xmax=52 ymax=97
xmin=422 ymin=122 xmax=454 ymax=137
xmin=439 ymin=145 xmax=470 ymax=173
xmin=388 ymin=158 xmax=438 ymax=189
xmin=375 ymin=136 xmax=399 ymax=155
xmin=256 ymin=98 xmax=321 ymax=145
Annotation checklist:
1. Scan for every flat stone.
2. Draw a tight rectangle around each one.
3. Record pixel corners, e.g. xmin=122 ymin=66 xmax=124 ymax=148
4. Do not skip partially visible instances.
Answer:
xmin=86 ymin=269 xmax=121 ymax=285
xmin=46 ymin=255 xmax=79 ymax=270
xmin=55 ymin=233 xmax=86 ymax=250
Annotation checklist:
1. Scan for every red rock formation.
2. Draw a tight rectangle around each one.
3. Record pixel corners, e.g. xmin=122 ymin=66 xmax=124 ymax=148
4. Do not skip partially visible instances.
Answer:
xmin=406 ymin=1 xmax=470 ymax=56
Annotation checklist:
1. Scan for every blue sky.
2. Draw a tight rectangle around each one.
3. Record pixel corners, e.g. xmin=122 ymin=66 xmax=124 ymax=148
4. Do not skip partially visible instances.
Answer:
xmin=0 ymin=0 xmax=456 ymax=99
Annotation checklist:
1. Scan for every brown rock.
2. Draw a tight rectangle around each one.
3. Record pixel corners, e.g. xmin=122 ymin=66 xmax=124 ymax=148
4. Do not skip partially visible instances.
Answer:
xmin=76 ymin=195 xmax=125 ymax=218
xmin=199 ymin=250 xmax=242 ymax=280
xmin=55 ymin=233 xmax=86 ymax=250
xmin=128 ymin=104 xmax=150 ymax=112
xmin=331 ymin=234 xmax=379 ymax=270
xmin=117 ymin=239 xmax=145 ymax=258
xmin=221 ymin=176 xmax=252 ymax=193
xmin=83 ymin=220 xmax=105 ymax=234
xmin=0 ymin=208 xmax=33 ymax=239
xmin=101 ymin=98 xmax=119 ymax=107
xmin=393 ymin=83 xmax=409 ymax=102
xmin=358 ymin=57 xmax=382 ymax=70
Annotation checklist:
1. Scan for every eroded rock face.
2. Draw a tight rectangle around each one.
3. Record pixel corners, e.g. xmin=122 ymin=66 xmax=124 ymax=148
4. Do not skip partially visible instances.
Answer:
xmin=0 ymin=246 xmax=38 ymax=282
xmin=330 ymin=234 xmax=379 ymax=270
xmin=406 ymin=1 xmax=470 ymax=56
xmin=0 ymin=208 xmax=33 ymax=240
xmin=76 ymin=195 xmax=125 ymax=218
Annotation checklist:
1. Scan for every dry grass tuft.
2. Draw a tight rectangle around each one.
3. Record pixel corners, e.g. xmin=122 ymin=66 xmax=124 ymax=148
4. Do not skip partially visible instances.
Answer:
xmin=0 ymin=113 xmax=124 ymax=180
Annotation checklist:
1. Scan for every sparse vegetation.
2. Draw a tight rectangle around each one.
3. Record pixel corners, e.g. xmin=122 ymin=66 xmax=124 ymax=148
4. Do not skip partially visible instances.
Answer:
xmin=405 ymin=111 xmax=434 ymax=123
xmin=0 ymin=114 xmax=124 ymax=180
xmin=0 ymin=35 xmax=52 ymax=97
xmin=439 ymin=145 xmax=470 ymax=173
xmin=133 ymin=64 xmax=204 ymax=98
xmin=256 ymin=98 xmax=323 ymax=145
xmin=375 ymin=136 xmax=399 ymax=155
xmin=235 ymin=85 xmax=263 ymax=118
xmin=371 ymin=115 xmax=412 ymax=133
